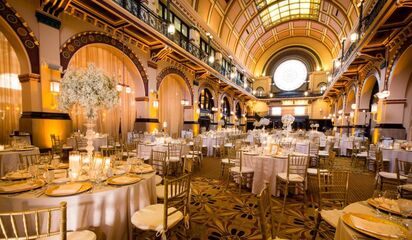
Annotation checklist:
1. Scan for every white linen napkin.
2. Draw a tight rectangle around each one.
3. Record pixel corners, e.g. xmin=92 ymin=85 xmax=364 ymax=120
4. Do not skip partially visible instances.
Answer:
xmin=350 ymin=215 xmax=404 ymax=238
xmin=52 ymin=183 xmax=83 ymax=195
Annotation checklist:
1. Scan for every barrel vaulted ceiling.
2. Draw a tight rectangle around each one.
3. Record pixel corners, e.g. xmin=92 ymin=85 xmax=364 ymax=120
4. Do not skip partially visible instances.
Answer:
xmin=181 ymin=0 xmax=362 ymax=76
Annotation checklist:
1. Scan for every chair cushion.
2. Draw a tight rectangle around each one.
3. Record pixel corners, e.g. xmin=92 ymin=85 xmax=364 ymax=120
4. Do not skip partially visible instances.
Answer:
xmin=318 ymin=151 xmax=329 ymax=157
xmin=155 ymin=175 xmax=163 ymax=185
xmin=131 ymin=204 xmax=183 ymax=232
xmin=378 ymin=172 xmax=407 ymax=180
xmin=277 ymin=173 xmax=304 ymax=182
xmin=38 ymin=230 xmax=96 ymax=240
xmin=229 ymin=166 xmax=254 ymax=174
xmin=183 ymin=154 xmax=198 ymax=159
xmin=307 ymin=168 xmax=328 ymax=175
xmin=221 ymin=158 xmax=239 ymax=164
xmin=399 ymin=184 xmax=412 ymax=192
xmin=356 ymin=152 xmax=368 ymax=157
xmin=167 ymin=156 xmax=181 ymax=162
xmin=188 ymin=150 xmax=202 ymax=155
xmin=320 ymin=209 xmax=344 ymax=228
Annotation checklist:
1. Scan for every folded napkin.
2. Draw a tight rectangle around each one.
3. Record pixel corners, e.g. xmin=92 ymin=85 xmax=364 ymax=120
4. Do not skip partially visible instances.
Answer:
xmin=111 ymin=175 xmax=139 ymax=184
xmin=350 ymin=215 xmax=404 ymax=238
xmin=6 ymin=171 xmax=31 ymax=179
xmin=0 ymin=182 xmax=32 ymax=192
xmin=52 ymin=183 xmax=83 ymax=195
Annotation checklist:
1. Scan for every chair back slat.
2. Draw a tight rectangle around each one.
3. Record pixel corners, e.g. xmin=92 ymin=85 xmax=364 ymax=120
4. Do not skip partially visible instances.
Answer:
xmin=287 ymin=154 xmax=309 ymax=179
xmin=150 ymin=150 xmax=167 ymax=176
xmin=317 ymin=171 xmax=349 ymax=210
xmin=163 ymin=174 xmax=191 ymax=233
xmin=396 ymin=158 xmax=411 ymax=181
xmin=0 ymin=202 xmax=67 ymax=239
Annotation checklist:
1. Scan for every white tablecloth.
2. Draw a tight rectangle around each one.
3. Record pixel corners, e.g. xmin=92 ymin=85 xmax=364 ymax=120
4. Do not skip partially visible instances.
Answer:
xmin=381 ymin=148 xmax=412 ymax=172
xmin=295 ymin=142 xmax=309 ymax=154
xmin=243 ymin=153 xmax=288 ymax=196
xmin=0 ymin=172 xmax=156 ymax=240
xmin=0 ymin=147 xmax=40 ymax=177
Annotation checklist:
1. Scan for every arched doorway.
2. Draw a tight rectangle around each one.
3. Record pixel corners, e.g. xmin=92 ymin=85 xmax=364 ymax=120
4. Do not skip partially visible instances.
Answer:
xmin=0 ymin=29 xmax=24 ymax=143
xmin=159 ymin=74 xmax=190 ymax=137
xmin=198 ymin=88 xmax=214 ymax=131
xmin=67 ymin=44 xmax=145 ymax=138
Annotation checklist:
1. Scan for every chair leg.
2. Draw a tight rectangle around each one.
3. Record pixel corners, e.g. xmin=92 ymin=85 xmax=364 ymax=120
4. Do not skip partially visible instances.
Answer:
xmin=312 ymin=211 xmax=322 ymax=240
xmin=276 ymin=182 xmax=289 ymax=235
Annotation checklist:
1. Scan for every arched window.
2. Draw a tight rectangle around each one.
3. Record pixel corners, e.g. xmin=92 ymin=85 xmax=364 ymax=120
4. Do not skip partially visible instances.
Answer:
xmin=198 ymin=88 xmax=214 ymax=111
xmin=221 ymin=96 xmax=230 ymax=117
xmin=256 ymin=87 xmax=265 ymax=97
xmin=274 ymin=59 xmax=308 ymax=91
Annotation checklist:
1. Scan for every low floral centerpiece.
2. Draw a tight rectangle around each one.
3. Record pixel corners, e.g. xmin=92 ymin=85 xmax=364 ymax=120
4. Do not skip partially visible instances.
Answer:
xmin=58 ymin=64 xmax=119 ymax=157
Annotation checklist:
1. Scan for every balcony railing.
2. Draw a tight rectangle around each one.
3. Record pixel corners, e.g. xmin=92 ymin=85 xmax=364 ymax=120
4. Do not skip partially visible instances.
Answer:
xmin=115 ymin=0 xmax=252 ymax=93
xmin=330 ymin=0 xmax=387 ymax=79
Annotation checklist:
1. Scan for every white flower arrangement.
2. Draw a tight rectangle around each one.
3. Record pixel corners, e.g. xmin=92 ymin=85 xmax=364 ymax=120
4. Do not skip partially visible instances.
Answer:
xmin=58 ymin=64 xmax=119 ymax=119
xmin=259 ymin=118 xmax=270 ymax=126
xmin=281 ymin=114 xmax=295 ymax=125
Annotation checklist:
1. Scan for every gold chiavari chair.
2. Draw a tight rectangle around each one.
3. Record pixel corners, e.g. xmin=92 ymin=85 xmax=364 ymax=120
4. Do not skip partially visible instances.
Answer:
xmin=185 ymin=136 xmax=203 ymax=169
xmin=167 ymin=143 xmax=183 ymax=175
xmin=375 ymin=151 xmax=408 ymax=190
xmin=220 ymin=147 xmax=239 ymax=179
xmin=74 ymin=136 xmax=87 ymax=152
xmin=318 ymin=141 xmax=334 ymax=167
xmin=367 ymin=143 xmax=377 ymax=171
xmin=18 ymin=153 xmax=39 ymax=170
xmin=151 ymin=150 xmax=168 ymax=187
xmin=276 ymin=154 xmax=309 ymax=233
xmin=258 ymin=183 xmax=275 ymax=240
xmin=228 ymin=150 xmax=254 ymax=194
xmin=131 ymin=174 xmax=191 ymax=239
xmin=351 ymin=140 xmax=369 ymax=168
xmin=332 ymin=138 xmax=340 ymax=156
xmin=212 ymin=136 xmax=225 ymax=157
xmin=50 ymin=135 xmax=64 ymax=159
xmin=308 ymin=142 xmax=320 ymax=167
xmin=312 ymin=170 xmax=349 ymax=239
xmin=122 ymin=142 xmax=137 ymax=159
xmin=0 ymin=202 xmax=96 ymax=240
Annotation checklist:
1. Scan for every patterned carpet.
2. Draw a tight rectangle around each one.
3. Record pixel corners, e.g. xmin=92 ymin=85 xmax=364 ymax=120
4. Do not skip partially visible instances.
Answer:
xmin=135 ymin=156 xmax=377 ymax=240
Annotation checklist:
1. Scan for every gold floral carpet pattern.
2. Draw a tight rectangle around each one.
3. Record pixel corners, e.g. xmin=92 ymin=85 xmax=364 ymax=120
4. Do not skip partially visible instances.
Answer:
xmin=135 ymin=157 xmax=376 ymax=239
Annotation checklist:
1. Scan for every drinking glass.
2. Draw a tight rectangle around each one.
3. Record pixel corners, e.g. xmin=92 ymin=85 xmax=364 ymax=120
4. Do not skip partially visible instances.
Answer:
xmin=372 ymin=190 xmax=384 ymax=217
xmin=28 ymin=165 xmax=38 ymax=183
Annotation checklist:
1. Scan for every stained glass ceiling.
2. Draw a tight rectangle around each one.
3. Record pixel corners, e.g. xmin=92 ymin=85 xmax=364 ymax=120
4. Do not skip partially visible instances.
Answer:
xmin=256 ymin=0 xmax=321 ymax=30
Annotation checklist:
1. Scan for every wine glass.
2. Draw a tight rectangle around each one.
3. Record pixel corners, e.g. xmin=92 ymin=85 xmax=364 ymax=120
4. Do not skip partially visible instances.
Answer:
xmin=28 ymin=165 xmax=38 ymax=184
xmin=372 ymin=190 xmax=384 ymax=217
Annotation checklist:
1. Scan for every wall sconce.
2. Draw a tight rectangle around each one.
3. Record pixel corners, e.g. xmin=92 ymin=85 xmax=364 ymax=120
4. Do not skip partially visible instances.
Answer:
xmin=50 ymin=80 xmax=60 ymax=95
xmin=211 ymin=107 xmax=218 ymax=112
xmin=269 ymin=93 xmax=273 ymax=98
xmin=153 ymin=100 xmax=159 ymax=108
xmin=125 ymin=86 xmax=132 ymax=94
xmin=116 ymin=83 xmax=123 ymax=92
xmin=370 ymin=103 xmax=378 ymax=122
xmin=349 ymin=111 xmax=354 ymax=118
xmin=181 ymin=99 xmax=189 ymax=106
xmin=351 ymin=103 xmax=357 ymax=110
xmin=196 ymin=108 xmax=200 ymax=114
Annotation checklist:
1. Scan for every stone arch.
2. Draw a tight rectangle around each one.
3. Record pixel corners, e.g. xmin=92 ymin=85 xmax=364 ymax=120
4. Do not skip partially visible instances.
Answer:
xmin=360 ymin=74 xmax=379 ymax=109
xmin=387 ymin=44 xmax=412 ymax=99
xmin=60 ymin=31 xmax=149 ymax=96
xmin=219 ymin=93 xmax=233 ymax=111
xmin=198 ymin=82 xmax=218 ymax=106
xmin=0 ymin=0 xmax=39 ymax=73
xmin=156 ymin=67 xmax=193 ymax=104
xmin=345 ymin=88 xmax=356 ymax=113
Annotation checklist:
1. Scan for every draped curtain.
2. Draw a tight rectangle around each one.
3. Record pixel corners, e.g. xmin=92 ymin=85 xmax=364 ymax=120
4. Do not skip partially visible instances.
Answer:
xmin=68 ymin=45 xmax=139 ymax=140
xmin=159 ymin=75 xmax=189 ymax=137
xmin=0 ymin=31 xmax=21 ymax=144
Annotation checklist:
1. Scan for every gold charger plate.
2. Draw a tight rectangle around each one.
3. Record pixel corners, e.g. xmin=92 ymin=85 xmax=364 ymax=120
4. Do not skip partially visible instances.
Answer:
xmin=48 ymin=163 xmax=69 ymax=170
xmin=3 ymin=171 xmax=31 ymax=181
xmin=45 ymin=182 xmax=92 ymax=197
xmin=367 ymin=198 xmax=412 ymax=218
xmin=0 ymin=179 xmax=45 ymax=194
xmin=107 ymin=174 xmax=142 ymax=186
xmin=342 ymin=213 xmax=411 ymax=240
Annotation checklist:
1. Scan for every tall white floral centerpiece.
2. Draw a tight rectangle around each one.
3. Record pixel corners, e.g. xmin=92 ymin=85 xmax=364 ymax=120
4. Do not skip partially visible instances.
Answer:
xmin=281 ymin=114 xmax=295 ymax=137
xmin=259 ymin=118 xmax=270 ymax=130
xmin=58 ymin=64 xmax=119 ymax=157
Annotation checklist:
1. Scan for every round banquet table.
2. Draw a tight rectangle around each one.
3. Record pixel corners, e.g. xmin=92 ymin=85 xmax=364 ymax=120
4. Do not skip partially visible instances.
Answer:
xmin=381 ymin=148 xmax=412 ymax=172
xmin=0 ymin=172 xmax=156 ymax=240
xmin=0 ymin=147 xmax=40 ymax=177
xmin=243 ymin=153 xmax=288 ymax=196
xmin=335 ymin=201 xmax=412 ymax=240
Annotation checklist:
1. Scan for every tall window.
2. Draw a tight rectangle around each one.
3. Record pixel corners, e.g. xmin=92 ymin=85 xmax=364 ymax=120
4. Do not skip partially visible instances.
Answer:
xmin=221 ymin=97 xmax=230 ymax=117
xmin=273 ymin=59 xmax=308 ymax=91
xmin=159 ymin=3 xmax=189 ymax=39
xmin=256 ymin=87 xmax=265 ymax=97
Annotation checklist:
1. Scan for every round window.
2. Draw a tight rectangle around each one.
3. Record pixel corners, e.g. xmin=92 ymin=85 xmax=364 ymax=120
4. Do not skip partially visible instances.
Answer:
xmin=273 ymin=59 xmax=307 ymax=91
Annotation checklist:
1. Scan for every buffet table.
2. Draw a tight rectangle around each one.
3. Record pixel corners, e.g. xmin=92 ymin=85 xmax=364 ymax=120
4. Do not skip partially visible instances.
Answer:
xmin=0 ymin=147 xmax=40 ymax=177
xmin=0 ymin=172 xmax=156 ymax=240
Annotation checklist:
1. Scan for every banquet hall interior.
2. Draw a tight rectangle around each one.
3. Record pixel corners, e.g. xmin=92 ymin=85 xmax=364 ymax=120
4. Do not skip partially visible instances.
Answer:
xmin=1 ymin=0 xmax=412 ymax=239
